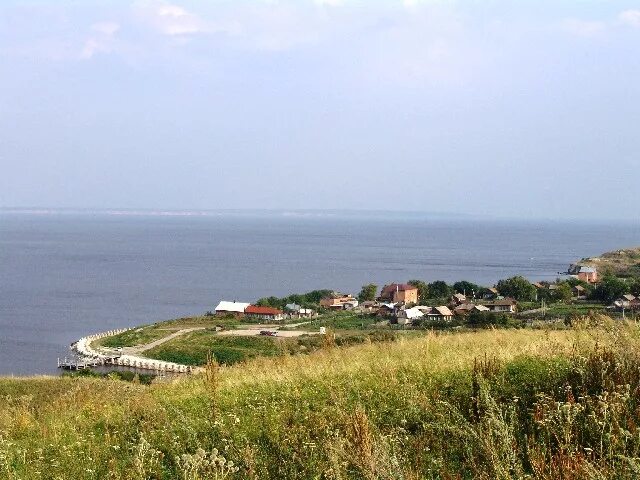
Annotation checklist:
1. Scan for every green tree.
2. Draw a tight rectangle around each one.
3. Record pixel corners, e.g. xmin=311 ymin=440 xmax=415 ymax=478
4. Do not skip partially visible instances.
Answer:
xmin=357 ymin=284 xmax=377 ymax=302
xmin=496 ymin=276 xmax=537 ymax=301
xmin=408 ymin=280 xmax=429 ymax=304
xmin=256 ymin=296 xmax=284 ymax=308
xmin=427 ymin=280 xmax=453 ymax=299
xmin=553 ymin=282 xmax=573 ymax=303
xmin=467 ymin=311 xmax=508 ymax=327
xmin=591 ymin=276 xmax=630 ymax=303
xmin=453 ymin=281 xmax=482 ymax=297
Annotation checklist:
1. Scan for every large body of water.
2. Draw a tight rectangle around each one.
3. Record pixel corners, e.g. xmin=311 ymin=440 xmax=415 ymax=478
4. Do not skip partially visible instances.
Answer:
xmin=1 ymin=212 xmax=639 ymax=376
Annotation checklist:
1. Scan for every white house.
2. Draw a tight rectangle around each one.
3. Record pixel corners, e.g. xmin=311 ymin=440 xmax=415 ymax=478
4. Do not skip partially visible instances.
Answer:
xmin=396 ymin=306 xmax=425 ymax=325
xmin=215 ymin=301 xmax=250 ymax=317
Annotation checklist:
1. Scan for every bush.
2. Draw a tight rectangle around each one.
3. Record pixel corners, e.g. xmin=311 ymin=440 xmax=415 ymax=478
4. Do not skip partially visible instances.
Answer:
xmin=468 ymin=311 xmax=509 ymax=327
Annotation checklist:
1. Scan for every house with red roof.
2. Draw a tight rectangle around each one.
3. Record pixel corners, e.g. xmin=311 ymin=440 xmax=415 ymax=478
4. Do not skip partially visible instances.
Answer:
xmin=244 ymin=305 xmax=285 ymax=322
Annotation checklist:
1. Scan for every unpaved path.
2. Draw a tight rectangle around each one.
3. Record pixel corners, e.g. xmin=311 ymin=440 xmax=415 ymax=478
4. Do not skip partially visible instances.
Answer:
xmin=218 ymin=328 xmax=316 ymax=338
xmin=103 ymin=325 xmax=318 ymax=357
xmin=121 ymin=327 xmax=206 ymax=354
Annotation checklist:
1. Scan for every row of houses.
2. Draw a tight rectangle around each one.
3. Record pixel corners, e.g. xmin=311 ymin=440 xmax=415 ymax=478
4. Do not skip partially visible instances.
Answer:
xmin=612 ymin=294 xmax=640 ymax=311
xmin=214 ymin=301 xmax=316 ymax=321
xmin=532 ymin=282 xmax=588 ymax=299
xmin=396 ymin=305 xmax=454 ymax=325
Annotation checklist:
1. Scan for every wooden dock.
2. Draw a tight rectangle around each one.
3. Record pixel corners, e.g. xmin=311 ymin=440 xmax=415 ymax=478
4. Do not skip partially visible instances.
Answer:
xmin=57 ymin=355 xmax=120 ymax=371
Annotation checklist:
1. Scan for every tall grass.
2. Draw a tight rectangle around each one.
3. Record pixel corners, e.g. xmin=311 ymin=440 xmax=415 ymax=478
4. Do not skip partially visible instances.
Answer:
xmin=2 ymin=319 xmax=640 ymax=478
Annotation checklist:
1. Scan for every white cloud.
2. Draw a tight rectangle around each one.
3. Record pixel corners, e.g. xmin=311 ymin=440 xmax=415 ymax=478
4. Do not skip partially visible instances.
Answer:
xmin=619 ymin=9 xmax=640 ymax=28
xmin=561 ymin=19 xmax=606 ymax=37
xmin=80 ymin=21 xmax=120 ymax=59
xmin=133 ymin=0 xmax=242 ymax=38
xmin=91 ymin=22 xmax=120 ymax=36
xmin=157 ymin=5 xmax=189 ymax=18
xmin=134 ymin=1 xmax=207 ymax=36
xmin=314 ymin=0 xmax=343 ymax=6
xmin=562 ymin=9 xmax=640 ymax=37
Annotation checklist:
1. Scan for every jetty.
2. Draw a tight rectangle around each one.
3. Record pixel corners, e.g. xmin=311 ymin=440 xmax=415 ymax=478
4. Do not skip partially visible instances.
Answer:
xmin=57 ymin=355 xmax=121 ymax=370
xmin=61 ymin=329 xmax=197 ymax=373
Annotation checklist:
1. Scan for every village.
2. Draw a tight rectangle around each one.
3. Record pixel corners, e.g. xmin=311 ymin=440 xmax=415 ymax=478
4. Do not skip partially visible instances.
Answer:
xmin=212 ymin=263 xmax=640 ymax=329
xmin=71 ymin=259 xmax=640 ymax=375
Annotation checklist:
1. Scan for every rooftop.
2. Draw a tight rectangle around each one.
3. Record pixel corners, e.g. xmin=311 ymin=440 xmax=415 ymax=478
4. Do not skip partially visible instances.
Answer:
xmin=215 ymin=301 xmax=250 ymax=313
xmin=245 ymin=305 xmax=283 ymax=315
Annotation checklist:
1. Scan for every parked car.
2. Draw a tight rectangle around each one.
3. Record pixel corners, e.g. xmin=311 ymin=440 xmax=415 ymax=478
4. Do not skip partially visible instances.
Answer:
xmin=259 ymin=330 xmax=277 ymax=336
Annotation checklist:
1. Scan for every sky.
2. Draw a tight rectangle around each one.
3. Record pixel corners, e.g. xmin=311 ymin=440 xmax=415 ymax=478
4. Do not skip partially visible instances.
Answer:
xmin=0 ymin=1 xmax=639 ymax=220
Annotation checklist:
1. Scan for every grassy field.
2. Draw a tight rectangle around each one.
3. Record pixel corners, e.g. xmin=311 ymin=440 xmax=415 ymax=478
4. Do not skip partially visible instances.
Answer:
xmin=290 ymin=311 xmax=384 ymax=331
xmin=4 ymin=317 xmax=640 ymax=478
xmin=519 ymin=302 xmax=608 ymax=319
xmin=96 ymin=316 xmax=240 ymax=349
xmin=143 ymin=331 xmax=322 ymax=366
xmin=141 ymin=329 xmax=405 ymax=366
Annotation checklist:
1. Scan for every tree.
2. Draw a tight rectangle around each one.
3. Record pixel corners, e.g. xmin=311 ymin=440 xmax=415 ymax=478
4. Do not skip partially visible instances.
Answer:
xmin=496 ymin=276 xmax=537 ymax=301
xmin=553 ymin=282 xmax=573 ymax=303
xmin=453 ymin=281 xmax=482 ymax=297
xmin=427 ymin=280 xmax=453 ymax=299
xmin=467 ymin=311 xmax=508 ymax=327
xmin=256 ymin=289 xmax=334 ymax=309
xmin=591 ymin=276 xmax=630 ymax=304
xmin=256 ymin=296 xmax=284 ymax=308
xmin=408 ymin=280 xmax=429 ymax=304
xmin=358 ymin=284 xmax=377 ymax=302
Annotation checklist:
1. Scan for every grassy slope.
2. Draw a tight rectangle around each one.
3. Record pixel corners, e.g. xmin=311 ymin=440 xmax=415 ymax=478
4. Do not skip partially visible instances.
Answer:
xmin=96 ymin=316 xmax=239 ymax=349
xmin=2 ymin=322 xmax=640 ymax=479
xmin=580 ymin=246 xmax=640 ymax=277
xmin=143 ymin=331 xmax=308 ymax=366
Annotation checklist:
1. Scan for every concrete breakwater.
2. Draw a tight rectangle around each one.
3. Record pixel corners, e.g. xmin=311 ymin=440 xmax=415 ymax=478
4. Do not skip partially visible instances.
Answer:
xmin=71 ymin=329 xmax=196 ymax=373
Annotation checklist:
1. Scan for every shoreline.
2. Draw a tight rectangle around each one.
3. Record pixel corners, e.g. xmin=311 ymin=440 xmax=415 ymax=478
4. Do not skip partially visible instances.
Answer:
xmin=68 ymin=329 xmax=199 ymax=374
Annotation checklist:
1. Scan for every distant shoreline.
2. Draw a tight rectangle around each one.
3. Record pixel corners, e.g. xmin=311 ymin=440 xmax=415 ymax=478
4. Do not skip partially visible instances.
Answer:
xmin=1 ymin=207 xmax=638 ymax=224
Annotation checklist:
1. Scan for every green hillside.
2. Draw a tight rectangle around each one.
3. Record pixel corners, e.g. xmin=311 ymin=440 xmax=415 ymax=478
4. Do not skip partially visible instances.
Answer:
xmin=2 ymin=318 xmax=640 ymax=479
xmin=579 ymin=247 xmax=640 ymax=277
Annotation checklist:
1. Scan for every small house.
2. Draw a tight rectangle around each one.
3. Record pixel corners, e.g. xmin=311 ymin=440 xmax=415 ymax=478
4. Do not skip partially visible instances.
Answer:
xmin=572 ymin=285 xmax=587 ymax=299
xmin=483 ymin=298 xmax=517 ymax=313
xmin=244 ymin=305 xmax=285 ymax=321
xmin=481 ymin=288 xmax=500 ymax=300
xmin=396 ymin=306 xmax=424 ymax=326
xmin=285 ymin=303 xmax=315 ymax=318
xmin=215 ymin=301 xmax=250 ymax=318
xmin=454 ymin=303 xmax=490 ymax=315
xmin=376 ymin=303 xmax=397 ymax=317
xmin=613 ymin=295 xmax=640 ymax=311
xmin=379 ymin=283 xmax=419 ymax=304
xmin=320 ymin=293 xmax=358 ymax=310
xmin=453 ymin=303 xmax=475 ymax=315
xmin=451 ymin=293 xmax=467 ymax=306
xmin=425 ymin=306 xmax=454 ymax=322
xmin=360 ymin=301 xmax=379 ymax=313
xmin=576 ymin=266 xmax=598 ymax=284
xmin=285 ymin=303 xmax=301 ymax=313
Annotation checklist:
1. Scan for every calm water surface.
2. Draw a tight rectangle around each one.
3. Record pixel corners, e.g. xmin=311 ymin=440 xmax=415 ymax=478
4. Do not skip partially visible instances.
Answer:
xmin=1 ymin=213 xmax=639 ymax=375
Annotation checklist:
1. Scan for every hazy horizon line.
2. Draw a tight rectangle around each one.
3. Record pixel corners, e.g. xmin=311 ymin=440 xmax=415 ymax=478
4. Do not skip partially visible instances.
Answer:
xmin=1 ymin=206 xmax=637 ymax=225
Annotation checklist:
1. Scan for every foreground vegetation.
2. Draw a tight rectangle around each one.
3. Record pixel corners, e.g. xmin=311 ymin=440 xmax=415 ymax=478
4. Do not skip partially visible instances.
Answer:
xmin=4 ymin=317 xmax=640 ymax=478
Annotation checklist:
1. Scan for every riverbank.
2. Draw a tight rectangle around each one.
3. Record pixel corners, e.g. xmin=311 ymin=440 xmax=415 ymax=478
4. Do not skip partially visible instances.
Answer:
xmin=5 ymin=214 xmax=638 ymax=376
xmin=68 ymin=316 xmax=322 ymax=372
